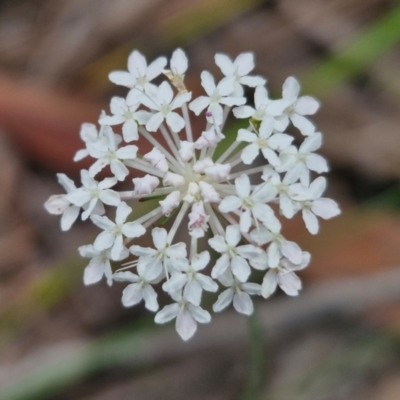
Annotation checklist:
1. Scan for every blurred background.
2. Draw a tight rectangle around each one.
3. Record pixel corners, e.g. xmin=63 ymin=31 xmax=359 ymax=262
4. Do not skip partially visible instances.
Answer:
xmin=0 ymin=0 xmax=400 ymax=399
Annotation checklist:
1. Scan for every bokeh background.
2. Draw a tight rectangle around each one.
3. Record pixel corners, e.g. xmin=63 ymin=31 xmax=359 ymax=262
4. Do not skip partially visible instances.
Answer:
xmin=0 ymin=0 xmax=400 ymax=399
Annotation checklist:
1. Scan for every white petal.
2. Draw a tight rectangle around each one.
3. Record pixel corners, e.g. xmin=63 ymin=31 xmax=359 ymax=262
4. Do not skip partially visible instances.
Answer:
xmin=261 ymin=270 xmax=278 ymax=298
xmin=152 ymin=227 xmax=167 ymax=250
xmin=122 ymin=222 xmax=146 ymax=238
xmin=309 ymin=176 xmax=326 ymax=199
xmin=311 ymin=198 xmax=340 ymax=219
xmin=240 ymin=75 xmax=266 ymax=87
xmin=218 ymin=196 xmax=242 ymax=213
xmin=83 ymin=259 xmax=107 ymax=285
xmin=225 ymin=224 xmax=241 ymax=247
xmin=215 ymin=53 xmax=235 ymax=76
xmin=240 ymin=209 xmax=252 ymax=233
xmin=291 ymin=114 xmax=315 ymax=136
xmin=146 ymin=56 xmax=167 ymax=81
xmin=184 ymin=280 xmax=203 ymax=306
xmin=142 ymin=285 xmax=159 ymax=312
xmin=231 ymin=256 xmax=251 ymax=282
xmin=99 ymin=115 xmax=125 ymax=126
xmin=110 ymin=160 xmax=129 ymax=181
xmin=189 ymin=96 xmax=210 ymax=115
xmin=268 ymin=133 xmax=293 ymax=151
xmin=122 ymin=120 xmax=139 ymax=142
xmin=146 ymin=112 xmax=164 ymax=132
xmin=196 ymin=274 xmax=218 ymax=292
xmin=305 ymin=154 xmax=329 ymax=174
xmin=108 ymin=71 xmax=135 ymax=87
xmin=208 ymin=235 xmax=228 ymax=253
xmin=241 ymin=144 xmax=260 ymax=164
xmin=233 ymin=106 xmax=254 ymax=119
xmin=99 ymin=190 xmax=120 ymax=206
xmin=282 ymin=76 xmax=300 ymax=102
xmin=261 ymin=148 xmax=280 ymax=167
xmin=234 ymin=52 xmax=254 ymax=76
xmin=163 ymin=273 xmax=186 ymax=293
xmin=200 ymin=71 xmax=216 ymax=96
xmin=91 ymin=215 xmax=114 ymax=230
xmin=122 ymin=284 xmax=143 ymax=307
xmin=278 ymin=271 xmax=302 ymax=296
xmin=176 ymin=310 xmax=197 ymax=341
xmin=233 ymin=292 xmax=253 ymax=315
xmin=116 ymin=202 xmax=132 ymax=224
xmin=66 ymin=188 xmax=91 ymax=207
xmin=237 ymin=129 xmax=257 ymax=143
xmin=213 ymin=289 xmax=234 ymax=312
xmin=111 ymin=234 xmax=125 ymax=260
xmin=242 ymin=283 xmax=261 ymax=295
xmin=211 ymin=254 xmax=230 ymax=279
xmin=295 ymin=96 xmax=319 ymax=115
xmin=300 ymin=132 xmax=322 ymax=152
xmin=235 ymin=174 xmax=251 ymax=198
xmin=188 ymin=304 xmax=211 ymax=323
xmin=171 ymin=48 xmax=188 ymax=74
xmin=94 ymin=231 xmax=115 ymax=250
xmin=267 ymin=242 xmax=280 ymax=268
xmin=303 ymin=209 xmax=319 ymax=234
xmin=281 ymin=240 xmax=302 ymax=264
xmin=254 ymin=85 xmax=269 ymax=109
xmin=166 ymin=112 xmax=185 ymax=132
xmin=155 ymin=303 xmax=180 ymax=323
xmin=127 ymin=50 xmax=147 ymax=75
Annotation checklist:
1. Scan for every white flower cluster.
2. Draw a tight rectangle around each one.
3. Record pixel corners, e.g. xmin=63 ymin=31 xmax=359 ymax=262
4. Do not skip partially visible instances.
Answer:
xmin=45 ymin=49 xmax=340 ymax=340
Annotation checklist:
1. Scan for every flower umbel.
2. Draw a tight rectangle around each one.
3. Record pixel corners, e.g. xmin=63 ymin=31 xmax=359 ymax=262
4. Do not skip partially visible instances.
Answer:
xmin=45 ymin=49 xmax=340 ymax=340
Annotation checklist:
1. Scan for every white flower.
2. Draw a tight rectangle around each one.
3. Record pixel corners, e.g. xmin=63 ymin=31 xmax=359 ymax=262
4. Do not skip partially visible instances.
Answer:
xmin=140 ymin=81 xmax=192 ymax=132
xmin=209 ymin=225 xmax=262 ymax=282
xmin=155 ymin=291 xmax=211 ymax=341
xmin=46 ymin=48 xmax=340 ymax=341
xmin=290 ymin=177 xmax=341 ymax=234
xmin=130 ymin=227 xmax=187 ymax=280
xmin=66 ymin=170 xmax=120 ymax=220
xmin=261 ymin=166 xmax=300 ymax=218
xmin=233 ymin=86 xmax=286 ymax=131
xmin=178 ymin=141 xmax=196 ymax=161
xmin=189 ymin=71 xmax=246 ymax=125
xmin=113 ymin=271 xmax=160 ymax=312
xmin=44 ymin=173 xmax=80 ymax=231
xmin=250 ymin=218 xmax=302 ymax=268
xmin=132 ymin=175 xmax=160 ymax=196
xmin=109 ymin=50 xmax=167 ymax=93
xmin=213 ymin=271 xmax=261 ymax=315
xmin=261 ymin=251 xmax=311 ymax=298
xmin=237 ymin=117 xmax=293 ymax=166
xmin=88 ymin=126 xmax=138 ymax=181
xmin=198 ymin=181 xmax=221 ymax=203
xmin=78 ymin=244 xmax=125 ymax=286
xmin=99 ymin=94 xmax=150 ymax=142
xmin=195 ymin=127 xmax=225 ymax=149
xmin=160 ymin=191 xmax=181 ymax=215
xmin=215 ymin=52 xmax=266 ymax=96
xmin=163 ymin=172 xmax=185 ymax=188
xmin=218 ymin=175 xmax=276 ymax=232
xmin=143 ymin=147 xmax=169 ymax=173
xmin=277 ymin=132 xmax=329 ymax=186
xmin=91 ymin=202 xmax=145 ymax=260
xmin=74 ymin=122 xmax=108 ymax=162
xmin=270 ymin=76 xmax=320 ymax=136
xmin=188 ymin=201 xmax=210 ymax=238
xmin=162 ymin=251 xmax=218 ymax=305
xmin=164 ymin=48 xmax=188 ymax=92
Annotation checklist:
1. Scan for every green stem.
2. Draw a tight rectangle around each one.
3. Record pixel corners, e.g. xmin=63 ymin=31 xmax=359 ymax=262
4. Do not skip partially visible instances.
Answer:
xmin=242 ymin=305 xmax=267 ymax=400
